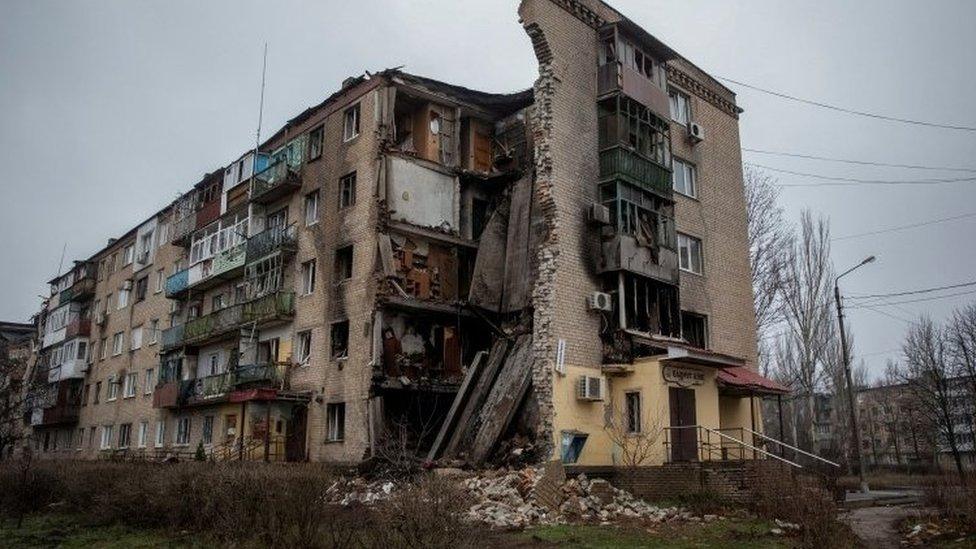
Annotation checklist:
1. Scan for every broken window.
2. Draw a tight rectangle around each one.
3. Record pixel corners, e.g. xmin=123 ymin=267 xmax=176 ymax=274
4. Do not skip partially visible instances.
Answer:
xmin=339 ymin=172 xmax=356 ymax=209
xmin=619 ymin=273 xmax=679 ymax=337
xmin=296 ymin=330 xmax=311 ymax=365
xmin=335 ymin=245 xmax=353 ymax=282
xmin=598 ymin=95 xmax=671 ymax=167
xmin=343 ymin=104 xmax=360 ymax=142
xmin=330 ymin=320 xmax=349 ymax=359
xmin=681 ymin=311 xmax=708 ymax=349
xmin=471 ymin=198 xmax=489 ymax=240
xmin=304 ymin=190 xmax=319 ymax=226
xmin=134 ymin=276 xmax=148 ymax=302
xmin=600 ymin=181 xmax=676 ymax=250
xmin=301 ymin=260 xmax=316 ymax=295
xmin=327 ymin=403 xmax=345 ymax=441
xmin=560 ymin=431 xmax=588 ymax=464
xmin=308 ymin=125 xmax=324 ymax=160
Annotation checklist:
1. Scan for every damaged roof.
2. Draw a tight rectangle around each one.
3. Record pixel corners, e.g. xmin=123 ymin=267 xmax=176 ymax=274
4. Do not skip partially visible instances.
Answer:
xmin=392 ymin=71 xmax=534 ymax=116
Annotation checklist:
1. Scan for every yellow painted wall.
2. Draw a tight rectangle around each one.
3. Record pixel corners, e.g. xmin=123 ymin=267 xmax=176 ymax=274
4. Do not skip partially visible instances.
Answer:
xmin=550 ymin=357 xmax=728 ymax=466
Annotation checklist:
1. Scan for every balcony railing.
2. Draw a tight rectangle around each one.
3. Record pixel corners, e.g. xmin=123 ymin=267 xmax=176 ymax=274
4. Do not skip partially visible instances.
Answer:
xmin=599 ymin=146 xmax=672 ymax=199
xmin=171 ymin=213 xmax=196 ymax=245
xmin=175 ymin=362 xmax=287 ymax=407
xmin=60 ymin=277 xmax=95 ymax=304
xmin=165 ymin=268 xmax=189 ymax=298
xmin=169 ymin=291 xmax=296 ymax=349
xmin=250 ymin=161 xmax=301 ymax=204
xmin=597 ymin=62 xmax=670 ymax=120
xmin=161 ymin=324 xmax=184 ymax=351
xmin=246 ymin=224 xmax=298 ymax=262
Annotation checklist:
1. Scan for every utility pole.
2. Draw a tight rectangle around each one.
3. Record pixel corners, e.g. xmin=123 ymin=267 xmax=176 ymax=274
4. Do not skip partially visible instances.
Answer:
xmin=835 ymin=255 xmax=875 ymax=494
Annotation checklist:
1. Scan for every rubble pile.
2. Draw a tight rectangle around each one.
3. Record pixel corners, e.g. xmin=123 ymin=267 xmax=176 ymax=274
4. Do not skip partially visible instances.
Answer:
xmin=325 ymin=478 xmax=397 ymax=505
xmin=463 ymin=467 xmax=690 ymax=529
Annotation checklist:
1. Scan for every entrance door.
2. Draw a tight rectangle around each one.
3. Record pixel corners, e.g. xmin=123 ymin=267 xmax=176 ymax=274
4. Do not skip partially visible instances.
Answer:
xmin=285 ymin=405 xmax=308 ymax=462
xmin=669 ymin=387 xmax=698 ymax=462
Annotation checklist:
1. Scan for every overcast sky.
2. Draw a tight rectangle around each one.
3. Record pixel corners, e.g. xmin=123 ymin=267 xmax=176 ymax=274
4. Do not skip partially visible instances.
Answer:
xmin=2 ymin=0 xmax=974 ymax=381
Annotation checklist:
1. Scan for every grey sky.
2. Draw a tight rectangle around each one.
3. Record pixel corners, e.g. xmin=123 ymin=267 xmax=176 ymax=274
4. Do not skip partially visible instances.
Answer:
xmin=2 ymin=0 xmax=974 ymax=380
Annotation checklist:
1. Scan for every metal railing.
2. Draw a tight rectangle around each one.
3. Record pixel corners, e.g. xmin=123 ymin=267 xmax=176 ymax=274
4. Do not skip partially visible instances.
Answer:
xmin=663 ymin=425 xmax=804 ymax=469
xmin=742 ymin=427 xmax=841 ymax=469
xmin=599 ymin=146 xmax=672 ymax=199
xmin=246 ymin=223 xmax=298 ymax=262
xmin=250 ymin=161 xmax=300 ymax=201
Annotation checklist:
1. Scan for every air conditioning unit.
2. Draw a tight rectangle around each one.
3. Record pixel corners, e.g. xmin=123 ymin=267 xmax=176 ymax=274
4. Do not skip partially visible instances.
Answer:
xmin=688 ymin=122 xmax=705 ymax=143
xmin=122 ymin=280 xmax=133 ymax=291
xmin=587 ymin=291 xmax=613 ymax=312
xmin=577 ymin=375 xmax=604 ymax=401
xmin=587 ymin=203 xmax=611 ymax=225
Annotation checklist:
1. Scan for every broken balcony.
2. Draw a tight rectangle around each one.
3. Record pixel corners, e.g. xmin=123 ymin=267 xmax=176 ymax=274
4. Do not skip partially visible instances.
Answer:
xmin=196 ymin=198 xmax=221 ymax=230
xmin=597 ymin=24 xmax=672 ymax=120
xmin=598 ymin=95 xmax=672 ymax=200
xmin=58 ymin=265 xmax=96 ymax=303
xmin=33 ymin=379 xmax=82 ymax=426
xmin=166 ymin=291 xmax=295 ymax=349
xmin=597 ymin=181 xmax=678 ymax=284
xmin=245 ymin=224 xmax=297 ymax=262
xmin=160 ymin=362 xmax=288 ymax=408
xmin=250 ymin=161 xmax=302 ymax=205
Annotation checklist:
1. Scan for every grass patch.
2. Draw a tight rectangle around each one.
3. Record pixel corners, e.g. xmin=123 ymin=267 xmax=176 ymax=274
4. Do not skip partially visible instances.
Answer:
xmin=0 ymin=513 xmax=197 ymax=548
xmin=523 ymin=518 xmax=793 ymax=548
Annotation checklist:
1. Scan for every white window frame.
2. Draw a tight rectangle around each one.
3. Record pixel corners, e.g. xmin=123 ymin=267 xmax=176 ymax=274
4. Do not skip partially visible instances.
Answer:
xmin=155 ymin=420 xmax=166 ymax=448
xmin=342 ymin=104 xmax=360 ymax=142
xmin=672 ymin=158 xmax=697 ymax=199
xmin=304 ymin=191 xmax=319 ymax=226
xmin=149 ymin=319 xmax=159 ymax=345
xmin=297 ymin=330 xmax=312 ymax=365
xmin=138 ymin=421 xmax=149 ymax=448
xmin=107 ymin=375 xmax=119 ymax=401
xmin=144 ymin=369 xmax=155 ymax=394
xmin=327 ymin=402 xmax=345 ymax=442
xmin=117 ymin=288 xmax=129 ymax=309
xmin=122 ymin=244 xmax=134 ymax=266
xmin=625 ymin=391 xmax=642 ymax=434
xmin=100 ymin=425 xmax=114 ymax=449
xmin=669 ymin=89 xmax=691 ymax=126
xmin=301 ymin=260 xmax=316 ymax=295
xmin=176 ymin=417 xmax=191 ymax=446
xmin=112 ymin=332 xmax=124 ymax=356
xmin=118 ymin=423 xmax=131 ymax=449
xmin=155 ymin=269 xmax=165 ymax=293
xmin=123 ymin=372 xmax=138 ymax=398
xmin=130 ymin=326 xmax=143 ymax=350
xmin=677 ymin=232 xmax=704 ymax=275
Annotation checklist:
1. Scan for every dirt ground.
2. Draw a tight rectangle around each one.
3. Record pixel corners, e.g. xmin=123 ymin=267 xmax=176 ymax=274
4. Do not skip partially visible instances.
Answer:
xmin=841 ymin=505 xmax=929 ymax=549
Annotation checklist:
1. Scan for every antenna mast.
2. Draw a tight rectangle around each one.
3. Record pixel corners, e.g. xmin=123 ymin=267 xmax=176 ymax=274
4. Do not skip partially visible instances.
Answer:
xmin=255 ymin=43 xmax=268 ymax=154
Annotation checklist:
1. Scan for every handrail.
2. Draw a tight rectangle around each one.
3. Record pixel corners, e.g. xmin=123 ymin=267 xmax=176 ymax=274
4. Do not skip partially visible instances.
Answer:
xmin=665 ymin=425 xmax=804 ymax=469
xmin=743 ymin=427 xmax=840 ymax=468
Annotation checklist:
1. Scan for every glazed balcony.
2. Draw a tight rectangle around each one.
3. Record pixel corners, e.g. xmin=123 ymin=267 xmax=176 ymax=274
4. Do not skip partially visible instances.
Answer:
xmin=599 ymin=146 xmax=672 ymax=200
xmin=598 ymin=62 xmax=670 ymax=121
xmin=250 ymin=161 xmax=301 ymax=205
xmin=175 ymin=362 xmax=288 ymax=407
xmin=245 ymin=224 xmax=297 ymax=262
xmin=64 ymin=317 xmax=91 ymax=339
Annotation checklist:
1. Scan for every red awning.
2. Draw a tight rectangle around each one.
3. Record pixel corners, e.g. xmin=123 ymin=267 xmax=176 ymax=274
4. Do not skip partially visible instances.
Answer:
xmin=717 ymin=366 xmax=790 ymax=395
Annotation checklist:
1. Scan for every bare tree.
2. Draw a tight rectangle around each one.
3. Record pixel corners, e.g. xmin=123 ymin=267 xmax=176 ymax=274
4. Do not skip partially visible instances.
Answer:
xmin=604 ymin=400 xmax=663 ymax=467
xmin=0 ymin=343 xmax=34 ymax=460
xmin=946 ymin=303 xmax=976 ymax=439
xmin=776 ymin=211 xmax=835 ymax=451
xmin=744 ymin=166 xmax=792 ymax=376
xmin=896 ymin=317 xmax=966 ymax=478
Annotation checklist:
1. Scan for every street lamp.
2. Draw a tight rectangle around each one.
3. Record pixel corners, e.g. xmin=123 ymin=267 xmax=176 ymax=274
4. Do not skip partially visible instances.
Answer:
xmin=835 ymin=255 xmax=875 ymax=494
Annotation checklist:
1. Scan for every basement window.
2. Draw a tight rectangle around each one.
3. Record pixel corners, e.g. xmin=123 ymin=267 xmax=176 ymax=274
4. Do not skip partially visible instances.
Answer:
xmin=330 ymin=320 xmax=349 ymax=360
xmin=560 ymin=431 xmax=588 ymax=464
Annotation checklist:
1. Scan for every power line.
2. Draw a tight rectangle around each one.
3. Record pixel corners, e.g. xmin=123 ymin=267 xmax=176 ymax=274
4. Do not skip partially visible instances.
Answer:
xmin=717 ymin=76 xmax=976 ymax=132
xmin=745 ymin=163 xmax=976 ymax=187
xmin=742 ymin=148 xmax=976 ymax=173
xmin=851 ymin=288 xmax=976 ymax=309
xmin=847 ymin=280 xmax=976 ymax=300
xmin=857 ymin=304 xmax=914 ymax=325
xmin=832 ymin=211 xmax=976 ymax=242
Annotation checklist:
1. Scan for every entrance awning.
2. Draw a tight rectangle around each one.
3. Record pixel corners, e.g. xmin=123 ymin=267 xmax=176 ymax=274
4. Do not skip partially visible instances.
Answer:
xmin=717 ymin=366 xmax=789 ymax=396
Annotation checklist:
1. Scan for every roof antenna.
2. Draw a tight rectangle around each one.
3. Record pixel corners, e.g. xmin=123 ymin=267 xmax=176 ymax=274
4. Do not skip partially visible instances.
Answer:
xmin=56 ymin=242 xmax=67 ymax=278
xmin=254 ymin=42 xmax=269 ymax=158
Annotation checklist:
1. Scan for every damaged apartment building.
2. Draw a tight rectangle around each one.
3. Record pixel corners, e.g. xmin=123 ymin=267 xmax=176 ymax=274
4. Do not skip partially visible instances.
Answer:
xmin=23 ymin=0 xmax=787 ymax=468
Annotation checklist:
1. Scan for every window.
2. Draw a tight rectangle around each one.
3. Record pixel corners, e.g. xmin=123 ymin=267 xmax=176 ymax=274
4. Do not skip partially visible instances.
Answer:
xmin=122 ymin=244 xmax=134 ymax=266
xmin=677 ymin=233 xmax=703 ymax=275
xmin=301 ymin=260 xmax=316 ymax=295
xmin=93 ymin=381 xmax=101 ymax=404
xmin=212 ymin=294 xmax=224 ymax=311
xmin=327 ymin=403 xmax=345 ymax=441
xmin=149 ymin=319 xmax=159 ymax=344
xmin=130 ymin=326 xmax=143 ymax=350
xmin=88 ymin=426 xmax=96 ymax=447
xmin=669 ymin=90 xmax=691 ymax=126
xmin=138 ymin=421 xmax=149 ymax=448
xmin=100 ymin=425 xmax=114 ymax=449
xmin=112 ymin=332 xmax=124 ymax=356
xmin=681 ymin=311 xmax=708 ymax=349
xmin=338 ymin=172 xmax=356 ymax=209
xmin=118 ymin=423 xmax=131 ymax=448
xmin=342 ymin=104 xmax=360 ymax=141
xmin=202 ymin=416 xmax=214 ymax=445
xmin=123 ymin=372 xmax=138 ymax=398
xmin=176 ymin=417 xmax=190 ymax=445
xmin=335 ymin=245 xmax=353 ymax=281
xmin=117 ymin=288 xmax=129 ymax=309
xmin=672 ymin=158 xmax=697 ymax=198
xmin=296 ymin=330 xmax=312 ymax=365
xmin=105 ymin=293 xmax=113 ymax=312
xmin=331 ymin=320 xmax=349 ymax=359
xmin=625 ymin=392 xmax=642 ymax=433
xmin=144 ymin=369 xmax=155 ymax=394
xmin=155 ymin=269 xmax=165 ymax=293
xmin=83 ymin=384 xmax=90 ymax=406
xmin=155 ymin=421 xmax=165 ymax=447
xmin=560 ymin=432 xmax=588 ymax=464
xmin=157 ymin=223 xmax=168 ymax=248
xmin=304 ymin=191 xmax=319 ymax=226
xmin=109 ymin=253 xmax=118 ymax=274
xmin=107 ymin=375 xmax=119 ymax=401
xmin=308 ymin=125 xmax=324 ymax=160
xmin=100 ymin=337 xmax=108 ymax=360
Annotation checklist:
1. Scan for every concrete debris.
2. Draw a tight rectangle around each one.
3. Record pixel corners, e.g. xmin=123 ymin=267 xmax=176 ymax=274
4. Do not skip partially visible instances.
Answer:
xmin=774 ymin=518 xmax=801 ymax=531
xmin=325 ymin=478 xmax=398 ymax=506
xmin=463 ymin=467 xmax=690 ymax=529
